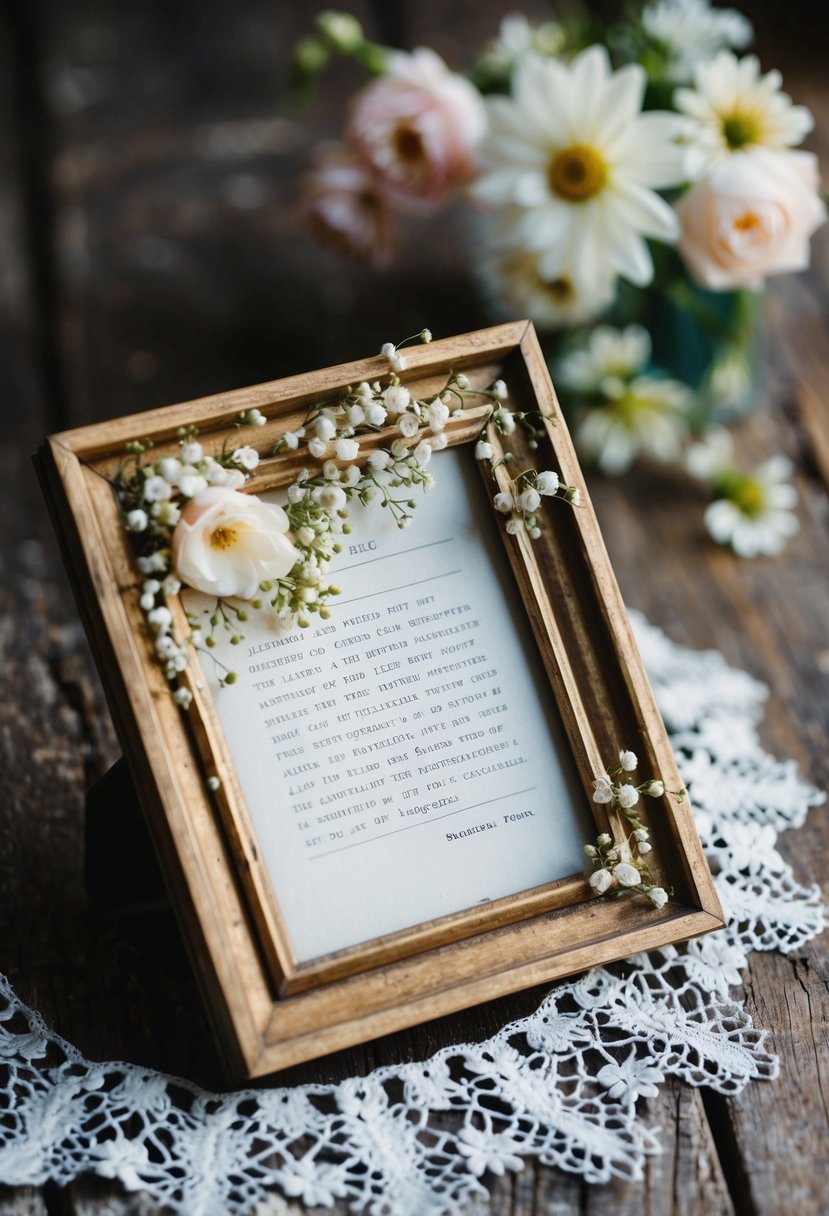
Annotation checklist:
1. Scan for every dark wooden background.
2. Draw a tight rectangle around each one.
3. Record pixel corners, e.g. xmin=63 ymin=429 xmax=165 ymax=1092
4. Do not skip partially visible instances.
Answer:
xmin=1 ymin=2 xmax=827 ymax=1213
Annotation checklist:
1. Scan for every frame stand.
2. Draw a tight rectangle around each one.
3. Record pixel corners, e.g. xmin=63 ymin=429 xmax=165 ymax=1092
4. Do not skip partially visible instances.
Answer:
xmin=85 ymin=758 xmax=167 ymax=909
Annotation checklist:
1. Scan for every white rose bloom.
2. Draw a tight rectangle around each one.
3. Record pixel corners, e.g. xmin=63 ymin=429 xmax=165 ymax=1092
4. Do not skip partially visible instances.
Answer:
xmin=172 ymin=487 xmax=300 ymax=599
xmin=232 ymin=446 xmax=260 ymax=471
xmin=336 ymin=437 xmax=360 ymax=461
xmin=589 ymin=868 xmax=614 ymax=894
xmin=613 ymin=862 xmax=642 ymax=887
xmin=398 ymin=413 xmax=420 ymax=438
xmin=180 ymin=441 xmax=203 ymax=464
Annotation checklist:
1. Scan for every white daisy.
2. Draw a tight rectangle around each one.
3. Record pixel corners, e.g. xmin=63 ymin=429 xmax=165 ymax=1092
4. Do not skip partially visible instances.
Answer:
xmin=478 ymin=235 xmax=616 ymax=329
xmin=471 ymin=46 xmax=687 ymax=290
xmin=704 ymin=454 xmax=799 ymax=557
xmin=642 ymin=0 xmax=752 ymax=84
xmin=556 ymin=325 xmax=651 ymax=394
xmin=576 ymin=374 xmax=692 ymax=474
xmin=676 ymin=52 xmax=814 ymax=176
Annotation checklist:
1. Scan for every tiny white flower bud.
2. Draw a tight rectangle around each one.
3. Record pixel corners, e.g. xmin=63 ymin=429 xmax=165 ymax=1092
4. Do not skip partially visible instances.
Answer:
xmin=589 ymin=868 xmax=614 ymax=894
xmin=420 ymin=328 xmax=432 ymax=343
xmin=597 ymin=833 xmax=612 ymax=847
xmin=455 ymin=373 xmax=470 ymax=390
xmin=649 ymin=887 xmax=669 ymax=909
xmin=646 ymin=780 xmax=665 ymax=798
xmin=126 ymin=508 xmax=148 ymax=532
xmin=637 ymin=841 xmax=653 ymax=855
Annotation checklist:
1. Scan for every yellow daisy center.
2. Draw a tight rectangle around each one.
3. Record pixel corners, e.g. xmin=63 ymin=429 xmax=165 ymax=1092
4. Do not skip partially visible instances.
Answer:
xmin=722 ymin=111 xmax=761 ymax=150
xmin=549 ymin=145 xmax=607 ymax=202
xmin=210 ymin=524 xmax=238 ymax=551
xmin=731 ymin=477 xmax=766 ymax=518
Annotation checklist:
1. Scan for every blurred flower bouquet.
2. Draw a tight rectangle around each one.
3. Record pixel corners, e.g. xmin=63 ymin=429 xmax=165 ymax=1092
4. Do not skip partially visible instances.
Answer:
xmin=296 ymin=2 xmax=825 ymax=556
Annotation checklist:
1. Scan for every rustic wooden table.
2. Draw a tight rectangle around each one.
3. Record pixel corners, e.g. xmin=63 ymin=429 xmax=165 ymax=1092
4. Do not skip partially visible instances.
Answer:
xmin=1 ymin=2 xmax=827 ymax=1213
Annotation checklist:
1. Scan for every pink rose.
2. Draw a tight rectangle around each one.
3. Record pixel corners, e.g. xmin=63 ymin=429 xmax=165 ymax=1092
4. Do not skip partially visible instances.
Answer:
xmin=301 ymin=145 xmax=396 ymax=266
xmin=676 ymin=149 xmax=826 ymax=290
xmin=347 ymin=48 xmax=487 ymax=211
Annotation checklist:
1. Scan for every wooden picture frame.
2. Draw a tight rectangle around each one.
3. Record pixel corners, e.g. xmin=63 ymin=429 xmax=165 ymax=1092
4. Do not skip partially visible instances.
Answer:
xmin=37 ymin=321 xmax=723 ymax=1080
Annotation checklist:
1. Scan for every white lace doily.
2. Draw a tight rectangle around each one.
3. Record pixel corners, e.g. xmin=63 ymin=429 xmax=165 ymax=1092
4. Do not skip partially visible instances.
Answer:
xmin=1 ymin=612 xmax=825 ymax=1215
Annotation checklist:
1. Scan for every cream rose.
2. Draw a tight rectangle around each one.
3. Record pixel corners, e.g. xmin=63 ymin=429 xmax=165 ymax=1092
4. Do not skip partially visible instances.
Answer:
xmin=172 ymin=487 xmax=300 ymax=599
xmin=676 ymin=148 xmax=827 ymax=290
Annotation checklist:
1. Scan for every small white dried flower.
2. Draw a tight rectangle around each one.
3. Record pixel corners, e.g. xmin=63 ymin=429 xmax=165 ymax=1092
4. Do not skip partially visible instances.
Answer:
xmin=177 ymin=473 xmax=208 ymax=499
xmin=143 ymin=475 xmax=172 ymax=503
xmin=157 ymin=457 xmax=182 ymax=482
xmin=597 ymin=833 xmax=612 ymax=847
xmin=505 ymin=518 xmax=522 ymax=535
xmin=308 ymin=437 xmax=328 ymax=459
xmin=398 ymin=413 xmax=420 ymax=438
xmin=367 ymin=449 xmax=391 ymax=470
xmin=180 ymin=440 xmax=203 ymax=464
xmin=126 ymin=508 xmax=148 ymax=532
xmin=634 ymin=827 xmax=650 ymax=841
xmin=346 ymin=403 xmax=365 ymax=427
xmin=456 ymin=373 xmax=470 ymax=390
xmin=431 ymin=431 xmax=448 ymax=451
xmin=420 ymin=328 xmax=432 ymax=343
xmin=323 ymin=460 xmax=341 ymax=481
xmin=365 ymin=402 xmax=387 ymax=427
xmin=315 ymin=415 xmax=337 ymax=442
xmin=617 ymin=784 xmax=640 ymax=809
xmin=637 ymin=841 xmax=653 ymax=855
xmin=336 ymin=437 xmax=359 ymax=462
xmin=475 ymin=440 xmax=493 ymax=461
xmin=281 ymin=430 xmax=300 ymax=450
xmin=384 ymin=385 xmax=411 ymax=415
xmin=492 ymin=379 xmax=508 ymax=400
xmin=495 ymin=408 xmax=516 ymax=434
xmin=518 ymin=487 xmax=541 ymax=513
xmin=380 ymin=342 xmax=396 ymax=359
xmin=649 ymin=887 xmax=669 ymax=909
xmin=391 ymin=354 xmax=407 ymax=372
xmin=619 ymin=749 xmax=638 ymax=772
xmin=427 ymin=400 xmax=450 ymax=433
xmin=592 ymin=775 xmax=614 ymax=804
xmin=232 ymin=445 xmax=259 ymax=471
xmin=614 ymin=862 xmax=642 ymax=888
xmin=493 ymin=491 xmax=513 ymax=514
xmin=589 ymin=868 xmax=614 ymax=894
xmin=646 ymin=780 xmax=665 ymax=798
xmin=535 ymin=470 xmax=560 ymax=496
xmin=413 ymin=440 xmax=432 ymax=467
xmin=173 ymin=686 xmax=193 ymax=708
xmin=147 ymin=606 xmax=173 ymax=634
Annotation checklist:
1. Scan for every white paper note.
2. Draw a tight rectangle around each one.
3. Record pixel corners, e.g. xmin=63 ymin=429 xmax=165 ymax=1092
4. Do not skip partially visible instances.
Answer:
xmin=184 ymin=449 xmax=592 ymax=962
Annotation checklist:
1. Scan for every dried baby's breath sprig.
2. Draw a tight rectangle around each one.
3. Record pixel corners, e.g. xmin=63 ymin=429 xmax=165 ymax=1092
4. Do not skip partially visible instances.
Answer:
xmin=585 ymin=748 xmax=686 ymax=909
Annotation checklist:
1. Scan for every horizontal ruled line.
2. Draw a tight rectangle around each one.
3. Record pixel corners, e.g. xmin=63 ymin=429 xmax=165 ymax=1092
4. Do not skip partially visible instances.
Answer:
xmin=336 ymin=568 xmax=461 ymax=607
xmin=310 ymin=786 xmax=537 ymax=859
xmin=335 ymin=536 xmax=453 ymax=574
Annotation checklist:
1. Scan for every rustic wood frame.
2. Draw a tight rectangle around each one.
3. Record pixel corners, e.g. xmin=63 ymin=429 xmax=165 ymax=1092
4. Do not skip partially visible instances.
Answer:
xmin=37 ymin=321 xmax=723 ymax=1080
